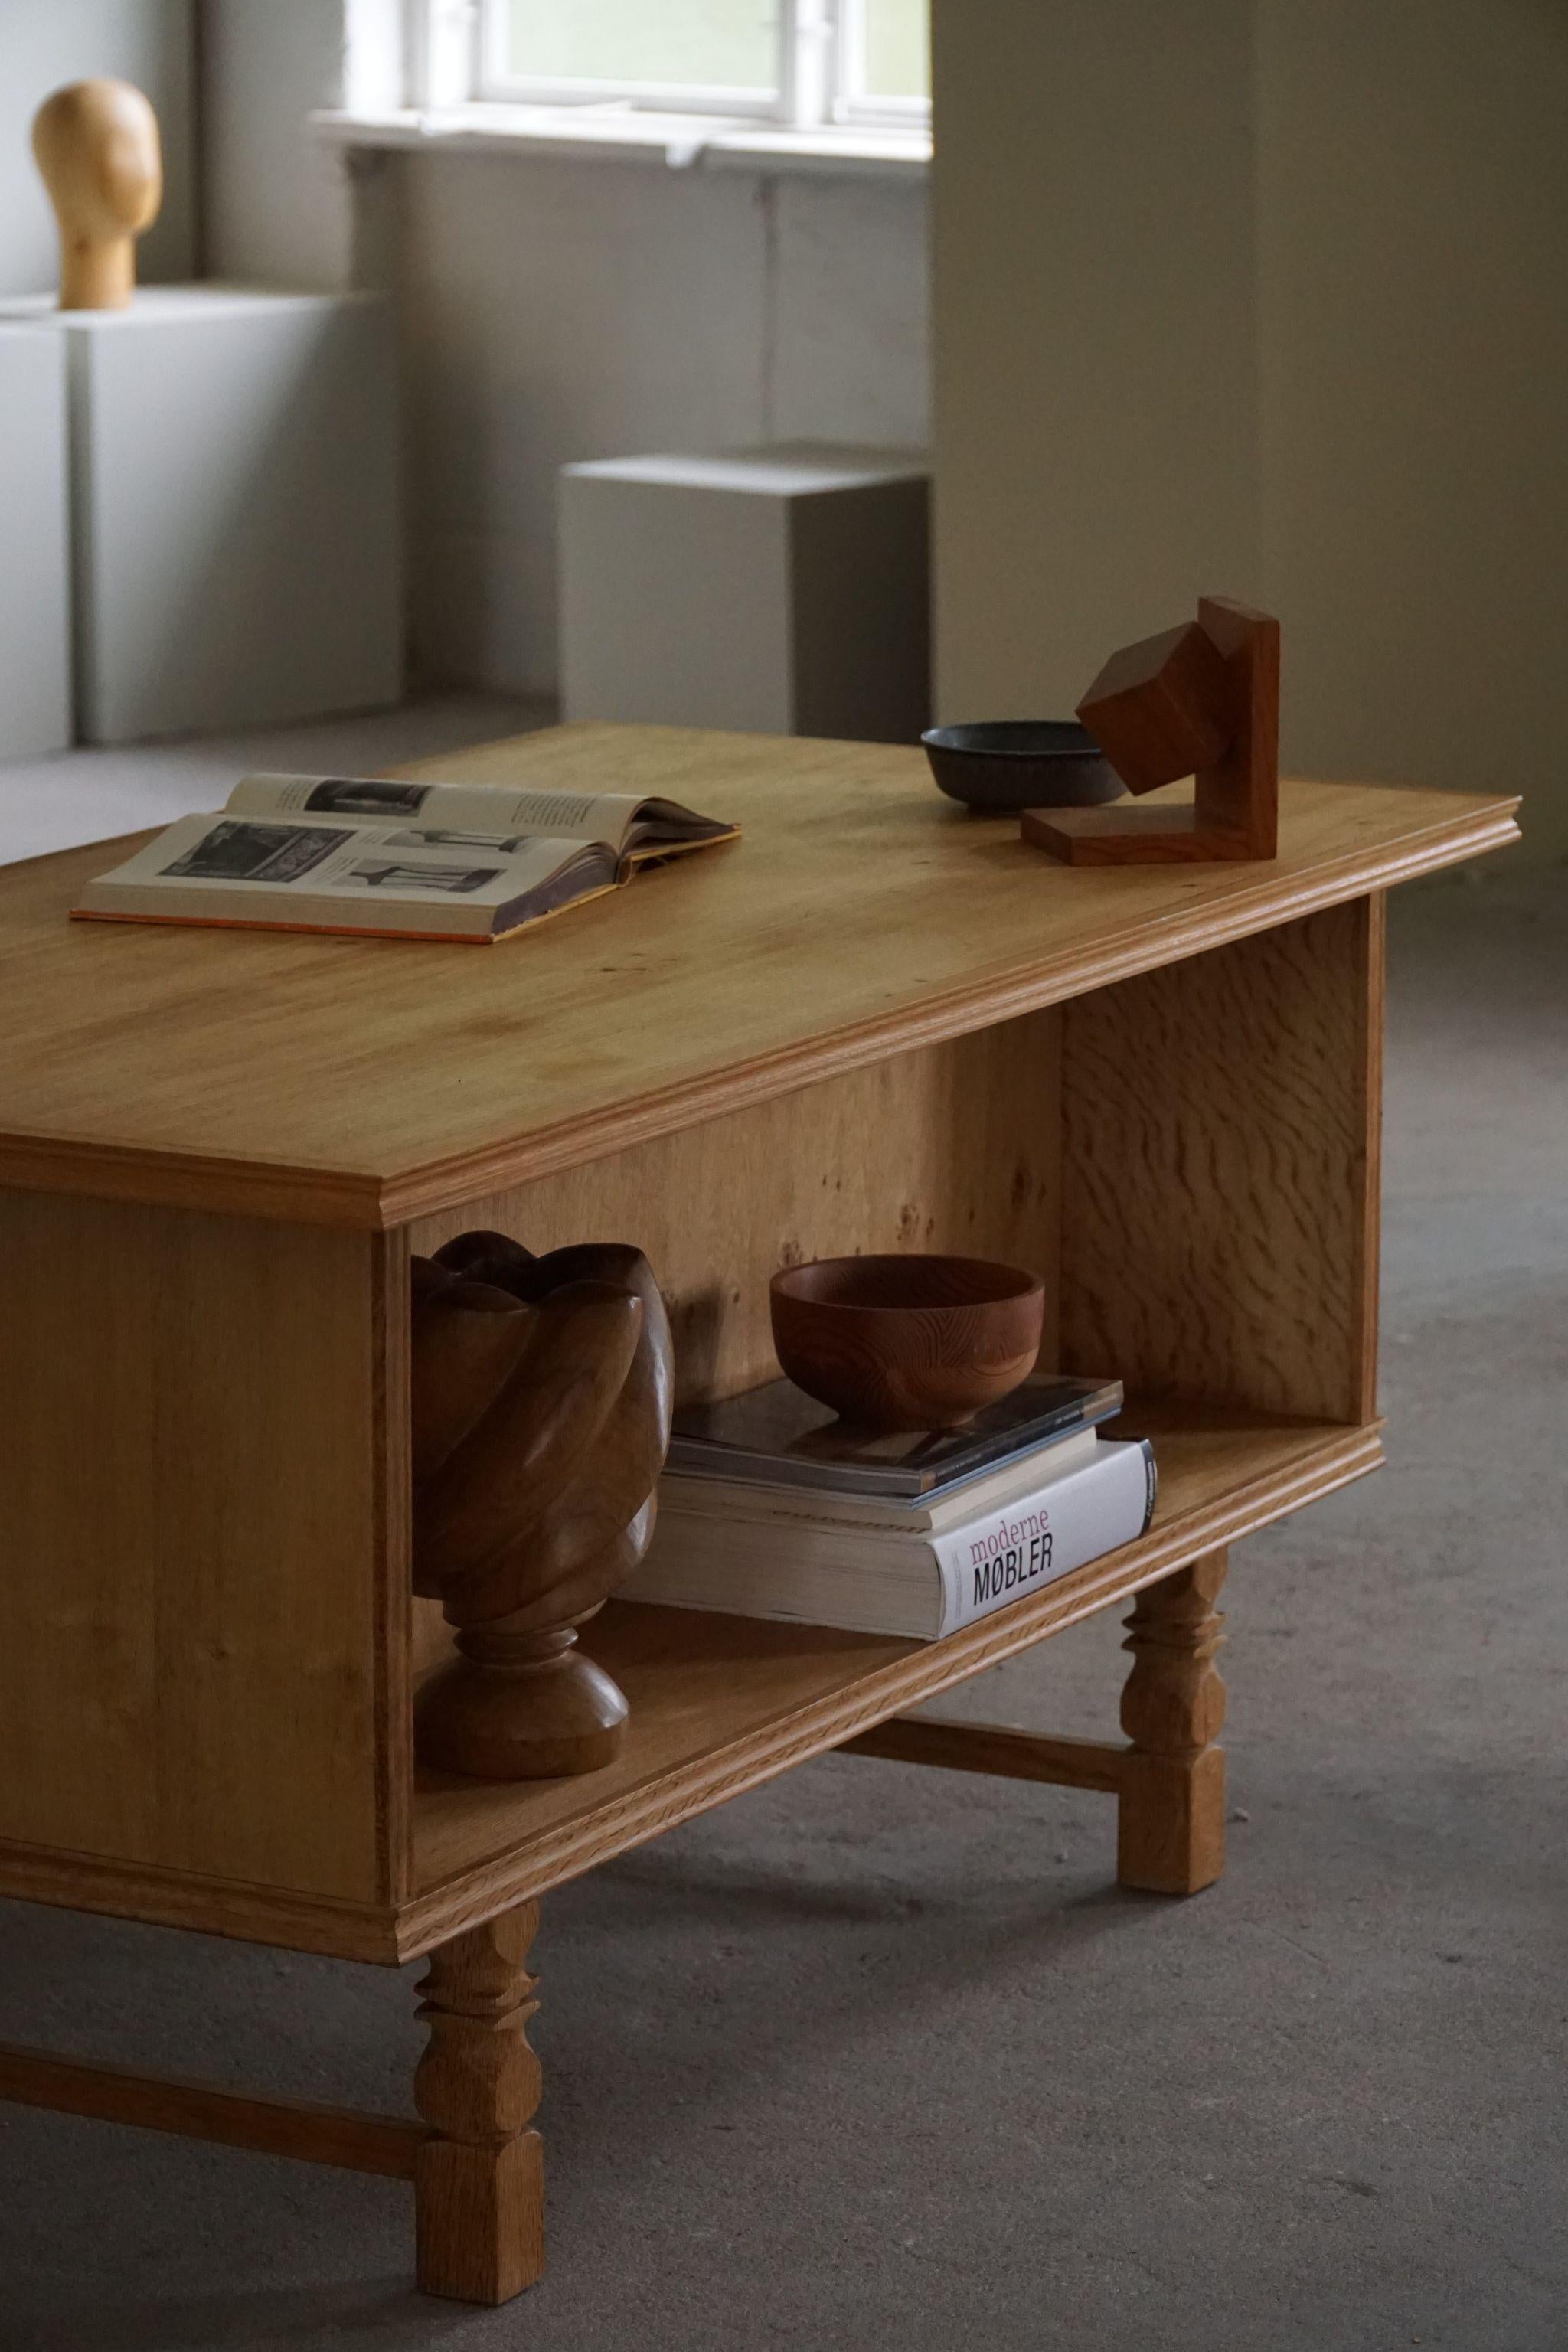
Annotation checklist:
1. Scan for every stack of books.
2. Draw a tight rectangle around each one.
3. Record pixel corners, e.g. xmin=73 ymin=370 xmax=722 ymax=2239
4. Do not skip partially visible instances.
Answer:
xmin=622 ymin=1374 xmax=1156 ymax=1641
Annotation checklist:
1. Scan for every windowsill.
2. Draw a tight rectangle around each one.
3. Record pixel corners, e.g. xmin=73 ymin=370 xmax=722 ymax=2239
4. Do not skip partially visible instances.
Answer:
xmin=311 ymin=103 xmax=929 ymax=181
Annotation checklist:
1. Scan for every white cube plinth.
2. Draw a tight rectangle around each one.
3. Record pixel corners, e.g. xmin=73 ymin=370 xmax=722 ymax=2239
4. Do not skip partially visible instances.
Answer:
xmin=559 ymin=443 xmax=929 ymax=741
xmin=0 ymin=326 xmax=71 ymax=758
xmin=0 ymin=288 xmax=402 ymax=743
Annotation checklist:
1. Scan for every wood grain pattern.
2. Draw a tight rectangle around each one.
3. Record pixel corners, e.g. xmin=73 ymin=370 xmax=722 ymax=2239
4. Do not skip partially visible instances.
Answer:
xmin=1197 ymin=595 xmax=1280 ymax=856
xmin=769 ymin=1252 xmax=1044 ymax=1430
xmin=0 ymin=2043 xmax=424 ymax=2178
xmin=406 ymin=1014 xmax=1061 ymax=1690
xmin=408 ymin=1011 xmax=1063 ymax=1426
xmin=0 ymin=1188 xmax=389 ymax=1901
xmin=400 ymin=1407 xmax=1380 ymax=1956
xmin=0 ymin=1843 xmax=403 ymax=1963
xmin=0 ymin=729 xmax=1515 ymax=1226
xmin=375 ymin=1225 xmax=415 ymax=1912
xmin=1076 ymin=619 xmax=1233 ymax=792
xmin=411 ymin=1235 xmax=674 ymax=1781
xmin=1354 ymin=893 xmax=1387 ymax=1423
xmin=414 ymin=1906 xmax=544 ymax=2305
xmin=1058 ymin=897 xmax=1383 ymax=1423
xmin=1037 ymin=598 xmax=1281 ymax=864
xmin=0 ymin=1406 xmax=1380 ymax=1962
xmin=838 ymin=1719 xmax=1127 ymax=1792
xmin=1024 ymin=805 xmax=1261 ymax=864
xmin=1116 ymin=1550 xmax=1229 ymax=1896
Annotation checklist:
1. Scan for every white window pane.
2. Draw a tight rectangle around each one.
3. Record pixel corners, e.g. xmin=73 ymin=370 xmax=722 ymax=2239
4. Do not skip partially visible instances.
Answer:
xmin=505 ymin=0 xmax=779 ymax=91
xmin=863 ymin=0 xmax=929 ymax=99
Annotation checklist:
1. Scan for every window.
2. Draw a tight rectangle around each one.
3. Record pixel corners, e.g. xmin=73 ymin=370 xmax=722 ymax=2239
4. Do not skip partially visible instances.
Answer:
xmin=471 ymin=0 xmax=929 ymax=127
xmin=839 ymin=0 xmax=929 ymax=120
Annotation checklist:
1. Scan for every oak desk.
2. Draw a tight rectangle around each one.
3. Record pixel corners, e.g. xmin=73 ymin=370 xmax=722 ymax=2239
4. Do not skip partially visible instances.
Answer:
xmin=0 ymin=727 xmax=1517 ymax=2302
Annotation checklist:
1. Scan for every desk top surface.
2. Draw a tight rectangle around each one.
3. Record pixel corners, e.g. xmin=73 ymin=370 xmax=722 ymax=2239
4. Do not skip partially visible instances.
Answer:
xmin=0 ymin=725 xmax=1517 ymax=1227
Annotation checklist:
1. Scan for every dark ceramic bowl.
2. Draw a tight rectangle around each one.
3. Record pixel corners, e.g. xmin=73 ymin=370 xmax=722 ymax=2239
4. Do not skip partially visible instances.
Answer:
xmin=770 ymin=1253 xmax=1046 ymax=1432
xmin=921 ymin=720 xmax=1123 ymax=815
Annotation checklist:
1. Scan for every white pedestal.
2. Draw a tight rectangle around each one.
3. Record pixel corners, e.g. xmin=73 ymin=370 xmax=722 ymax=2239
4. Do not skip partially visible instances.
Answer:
xmin=559 ymin=443 xmax=929 ymax=742
xmin=0 ymin=327 xmax=71 ymax=758
xmin=0 ymin=288 xmax=402 ymax=744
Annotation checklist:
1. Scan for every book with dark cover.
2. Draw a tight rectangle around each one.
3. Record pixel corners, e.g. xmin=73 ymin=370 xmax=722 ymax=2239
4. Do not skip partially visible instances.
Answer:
xmin=666 ymin=1371 xmax=1122 ymax=1500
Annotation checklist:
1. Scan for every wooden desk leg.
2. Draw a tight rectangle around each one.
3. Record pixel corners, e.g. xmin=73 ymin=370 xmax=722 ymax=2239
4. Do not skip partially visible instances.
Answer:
xmin=1116 ymin=1550 xmax=1229 ymax=1896
xmin=413 ymin=1903 xmax=545 ymax=2304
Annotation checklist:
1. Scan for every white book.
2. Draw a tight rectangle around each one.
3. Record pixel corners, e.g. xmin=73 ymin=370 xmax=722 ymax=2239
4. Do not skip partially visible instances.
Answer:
xmin=659 ymin=1423 xmax=1102 ymax=1535
xmin=624 ymin=1436 xmax=1158 ymax=1640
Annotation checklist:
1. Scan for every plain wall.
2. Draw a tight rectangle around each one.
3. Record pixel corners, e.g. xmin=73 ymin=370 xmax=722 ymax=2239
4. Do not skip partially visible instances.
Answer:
xmin=198 ymin=0 xmax=929 ymax=699
xmin=1256 ymin=1 xmax=1568 ymax=862
xmin=198 ymin=0 xmax=356 ymax=289
xmin=933 ymin=0 xmax=1568 ymax=864
xmin=0 ymin=0 xmax=196 ymax=296
xmin=932 ymin=0 xmax=1259 ymax=723
xmin=397 ymin=156 xmax=928 ymax=694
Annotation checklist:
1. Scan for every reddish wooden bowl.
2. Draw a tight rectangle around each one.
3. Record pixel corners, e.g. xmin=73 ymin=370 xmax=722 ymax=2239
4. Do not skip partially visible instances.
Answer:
xmin=769 ymin=1253 xmax=1046 ymax=1432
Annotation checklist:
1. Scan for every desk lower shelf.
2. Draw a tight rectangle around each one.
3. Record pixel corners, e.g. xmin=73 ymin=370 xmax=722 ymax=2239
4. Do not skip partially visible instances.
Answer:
xmin=403 ymin=1404 xmax=1380 ymax=1955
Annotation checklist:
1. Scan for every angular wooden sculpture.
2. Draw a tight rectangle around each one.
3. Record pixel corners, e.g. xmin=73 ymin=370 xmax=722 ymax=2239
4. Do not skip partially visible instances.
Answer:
xmin=31 ymin=78 xmax=163 ymax=312
xmin=410 ymin=1231 xmax=674 ymax=1781
xmin=1023 ymin=595 xmax=1279 ymax=864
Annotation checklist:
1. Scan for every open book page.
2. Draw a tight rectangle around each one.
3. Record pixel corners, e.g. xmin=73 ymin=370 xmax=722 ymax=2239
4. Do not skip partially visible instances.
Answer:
xmin=72 ymin=814 xmax=617 ymax=941
xmin=224 ymin=773 xmax=736 ymax=858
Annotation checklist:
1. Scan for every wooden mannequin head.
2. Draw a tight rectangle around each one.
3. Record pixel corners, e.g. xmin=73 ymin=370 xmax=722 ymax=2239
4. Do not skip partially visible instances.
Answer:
xmin=31 ymin=78 xmax=162 ymax=312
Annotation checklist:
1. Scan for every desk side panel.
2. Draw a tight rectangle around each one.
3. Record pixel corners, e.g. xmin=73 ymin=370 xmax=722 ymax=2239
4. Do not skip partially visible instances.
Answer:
xmin=404 ymin=1014 xmax=1063 ymax=1678
xmin=0 ymin=1191 xmax=390 ymax=1903
xmin=407 ymin=1011 xmax=1063 ymax=1406
xmin=1057 ymin=897 xmax=1383 ymax=1422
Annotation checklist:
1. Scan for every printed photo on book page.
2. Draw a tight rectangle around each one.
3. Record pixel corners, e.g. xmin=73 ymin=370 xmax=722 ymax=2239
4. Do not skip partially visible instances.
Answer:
xmin=224 ymin=773 xmax=735 ymax=860
xmin=71 ymin=772 xmax=740 ymax=942
xmin=72 ymin=815 xmax=619 ymax=940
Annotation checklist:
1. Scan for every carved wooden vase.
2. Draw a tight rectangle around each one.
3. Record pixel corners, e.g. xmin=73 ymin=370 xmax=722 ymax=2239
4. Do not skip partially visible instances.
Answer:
xmin=410 ymin=1230 xmax=673 ymax=1781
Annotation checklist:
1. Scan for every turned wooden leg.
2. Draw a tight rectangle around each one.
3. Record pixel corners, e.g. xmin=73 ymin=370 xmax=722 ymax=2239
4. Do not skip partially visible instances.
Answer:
xmin=413 ymin=1903 xmax=544 ymax=2304
xmin=1116 ymin=1549 xmax=1228 ymax=1896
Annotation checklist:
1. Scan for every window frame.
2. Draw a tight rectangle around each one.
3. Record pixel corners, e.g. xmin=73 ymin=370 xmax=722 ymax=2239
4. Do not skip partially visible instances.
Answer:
xmin=456 ymin=0 xmax=929 ymax=131
xmin=831 ymin=0 xmax=930 ymax=127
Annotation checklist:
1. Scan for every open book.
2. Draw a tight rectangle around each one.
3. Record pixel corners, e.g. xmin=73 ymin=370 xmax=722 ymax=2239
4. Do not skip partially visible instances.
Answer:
xmin=71 ymin=772 xmax=740 ymax=943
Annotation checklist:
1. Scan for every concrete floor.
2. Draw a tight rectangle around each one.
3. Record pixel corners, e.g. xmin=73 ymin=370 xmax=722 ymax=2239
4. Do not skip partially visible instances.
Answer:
xmin=0 ymin=724 xmax=1562 ymax=2350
